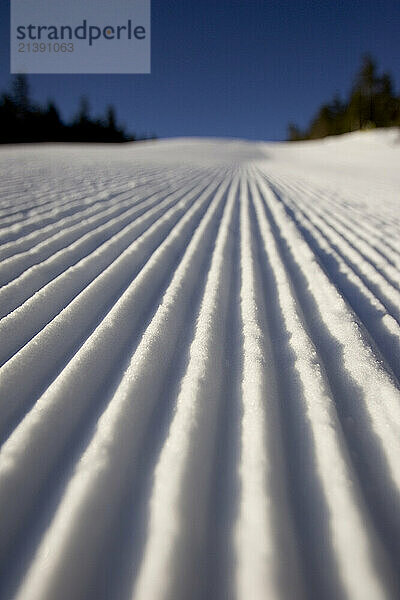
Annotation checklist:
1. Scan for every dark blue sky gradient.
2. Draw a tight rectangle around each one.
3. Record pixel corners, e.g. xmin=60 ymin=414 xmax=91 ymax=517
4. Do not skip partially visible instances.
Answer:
xmin=1 ymin=0 xmax=399 ymax=140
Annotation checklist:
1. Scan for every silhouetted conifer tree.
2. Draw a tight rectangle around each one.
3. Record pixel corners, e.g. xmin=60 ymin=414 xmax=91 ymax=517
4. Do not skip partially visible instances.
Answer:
xmin=287 ymin=55 xmax=400 ymax=140
xmin=287 ymin=123 xmax=305 ymax=141
xmin=0 ymin=76 xmax=142 ymax=143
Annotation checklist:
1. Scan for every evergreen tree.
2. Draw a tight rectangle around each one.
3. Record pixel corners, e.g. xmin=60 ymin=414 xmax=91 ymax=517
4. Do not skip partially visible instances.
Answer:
xmin=374 ymin=73 xmax=399 ymax=127
xmin=12 ymin=74 xmax=30 ymax=113
xmin=106 ymin=106 xmax=117 ymax=131
xmin=75 ymin=96 xmax=91 ymax=125
xmin=41 ymin=101 xmax=64 ymax=141
xmin=0 ymin=75 xmax=143 ymax=143
xmin=288 ymin=55 xmax=400 ymax=141
xmin=348 ymin=54 xmax=377 ymax=129
xmin=309 ymin=104 xmax=335 ymax=139
xmin=287 ymin=123 xmax=304 ymax=141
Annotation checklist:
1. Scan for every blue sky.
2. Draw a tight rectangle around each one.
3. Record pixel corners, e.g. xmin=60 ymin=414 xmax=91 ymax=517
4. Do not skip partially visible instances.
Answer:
xmin=1 ymin=0 xmax=399 ymax=141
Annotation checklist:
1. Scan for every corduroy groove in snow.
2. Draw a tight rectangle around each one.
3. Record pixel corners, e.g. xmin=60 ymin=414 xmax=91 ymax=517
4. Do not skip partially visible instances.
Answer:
xmin=0 ymin=134 xmax=399 ymax=600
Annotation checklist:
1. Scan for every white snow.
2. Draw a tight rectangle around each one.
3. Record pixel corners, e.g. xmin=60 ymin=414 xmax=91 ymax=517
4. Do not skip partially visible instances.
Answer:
xmin=0 ymin=130 xmax=399 ymax=600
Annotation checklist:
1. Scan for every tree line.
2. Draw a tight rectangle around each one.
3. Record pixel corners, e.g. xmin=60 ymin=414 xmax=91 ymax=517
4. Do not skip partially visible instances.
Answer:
xmin=288 ymin=55 xmax=400 ymax=141
xmin=0 ymin=75 xmax=154 ymax=143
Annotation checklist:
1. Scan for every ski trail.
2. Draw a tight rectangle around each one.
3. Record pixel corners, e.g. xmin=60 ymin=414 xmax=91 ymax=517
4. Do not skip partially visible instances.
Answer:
xmin=0 ymin=171 xmax=226 ymax=446
xmin=251 ymin=166 xmax=392 ymax=599
xmin=254 ymin=167 xmax=400 ymax=590
xmin=234 ymin=171 xmax=304 ymax=600
xmin=0 ymin=171 xmax=214 ymax=316
xmin=0 ymin=166 xmax=196 ymax=253
xmin=11 ymin=172 xmax=232 ymax=600
xmin=268 ymin=188 xmax=400 ymax=381
xmin=266 ymin=173 xmax=400 ymax=271
xmin=132 ymin=173 xmax=239 ymax=600
xmin=0 ymin=169 xmax=197 ymax=277
xmin=255 ymin=169 xmax=400 ymax=485
xmin=0 ymin=137 xmax=399 ymax=600
xmin=0 ymin=170 xmax=220 ymax=366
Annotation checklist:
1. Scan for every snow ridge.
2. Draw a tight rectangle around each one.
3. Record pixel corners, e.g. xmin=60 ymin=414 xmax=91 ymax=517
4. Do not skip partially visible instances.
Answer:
xmin=0 ymin=137 xmax=399 ymax=600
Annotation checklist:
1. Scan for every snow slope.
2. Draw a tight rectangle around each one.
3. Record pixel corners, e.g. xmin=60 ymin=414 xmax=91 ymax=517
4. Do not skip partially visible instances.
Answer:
xmin=0 ymin=130 xmax=399 ymax=600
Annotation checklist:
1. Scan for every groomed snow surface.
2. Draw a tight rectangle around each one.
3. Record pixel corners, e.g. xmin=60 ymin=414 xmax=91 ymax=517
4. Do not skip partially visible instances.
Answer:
xmin=0 ymin=130 xmax=399 ymax=600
